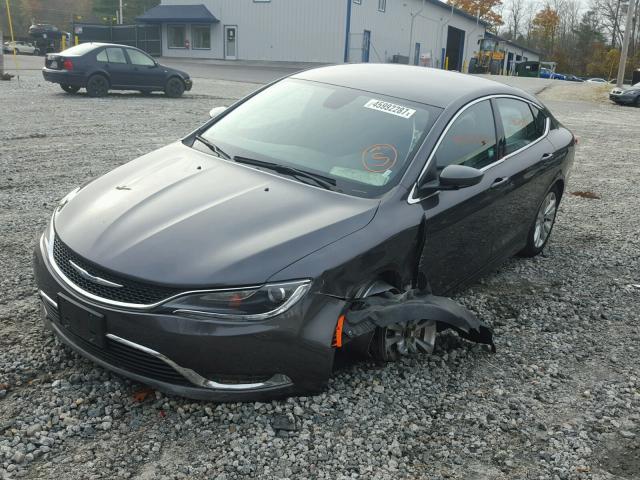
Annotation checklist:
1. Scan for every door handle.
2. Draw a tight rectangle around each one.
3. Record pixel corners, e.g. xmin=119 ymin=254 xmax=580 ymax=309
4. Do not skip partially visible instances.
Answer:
xmin=490 ymin=177 xmax=510 ymax=189
xmin=541 ymin=153 xmax=554 ymax=160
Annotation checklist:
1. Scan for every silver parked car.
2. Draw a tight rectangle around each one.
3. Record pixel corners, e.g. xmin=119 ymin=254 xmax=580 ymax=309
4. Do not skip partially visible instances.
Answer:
xmin=3 ymin=41 xmax=40 ymax=55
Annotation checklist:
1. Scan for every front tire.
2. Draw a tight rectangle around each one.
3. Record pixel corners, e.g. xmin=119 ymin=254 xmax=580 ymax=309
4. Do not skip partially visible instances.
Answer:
xmin=86 ymin=75 xmax=109 ymax=97
xmin=371 ymin=320 xmax=437 ymax=362
xmin=61 ymin=84 xmax=80 ymax=94
xmin=519 ymin=186 xmax=560 ymax=257
xmin=164 ymin=77 xmax=185 ymax=98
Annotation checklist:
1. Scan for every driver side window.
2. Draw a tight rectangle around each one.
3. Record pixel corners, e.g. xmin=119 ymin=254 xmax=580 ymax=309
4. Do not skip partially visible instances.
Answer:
xmin=434 ymin=100 xmax=497 ymax=170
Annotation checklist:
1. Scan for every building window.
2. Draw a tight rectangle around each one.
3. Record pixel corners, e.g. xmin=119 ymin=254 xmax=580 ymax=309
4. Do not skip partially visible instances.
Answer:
xmin=168 ymin=24 xmax=186 ymax=49
xmin=192 ymin=25 xmax=211 ymax=49
xmin=378 ymin=0 xmax=386 ymax=12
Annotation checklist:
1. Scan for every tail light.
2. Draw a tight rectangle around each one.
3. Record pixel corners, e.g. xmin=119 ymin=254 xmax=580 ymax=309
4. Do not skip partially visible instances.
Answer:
xmin=63 ymin=59 xmax=73 ymax=70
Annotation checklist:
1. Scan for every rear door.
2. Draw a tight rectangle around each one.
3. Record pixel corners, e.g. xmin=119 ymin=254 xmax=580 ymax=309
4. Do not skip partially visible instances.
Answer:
xmin=96 ymin=47 xmax=133 ymax=88
xmin=487 ymin=97 xmax=559 ymax=257
xmin=124 ymin=48 xmax=165 ymax=89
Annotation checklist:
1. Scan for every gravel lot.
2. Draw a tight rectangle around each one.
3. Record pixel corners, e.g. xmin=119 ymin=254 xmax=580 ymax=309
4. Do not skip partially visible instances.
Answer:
xmin=1 ymin=70 xmax=639 ymax=480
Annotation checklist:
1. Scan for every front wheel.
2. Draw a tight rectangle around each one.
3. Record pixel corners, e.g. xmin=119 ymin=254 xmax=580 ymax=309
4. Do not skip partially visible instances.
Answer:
xmin=61 ymin=84 xmax=80 ymax=94
xmin=370 ymin=320 xmax=437 ymax=362
xmin=519 ymin=187 xmax=559 ymax=257
xmin=164 ymin=77 xmax=185 ymax=98
xmin=86 ymin=75 xmax=109 ymax=97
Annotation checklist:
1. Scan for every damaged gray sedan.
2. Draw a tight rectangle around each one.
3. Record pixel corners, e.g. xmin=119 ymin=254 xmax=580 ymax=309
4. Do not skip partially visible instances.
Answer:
xmin=34 ymin=64 xmax=575 ymax=401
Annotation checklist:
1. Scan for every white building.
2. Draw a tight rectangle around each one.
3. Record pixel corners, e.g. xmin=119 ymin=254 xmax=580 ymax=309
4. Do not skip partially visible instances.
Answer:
xmin=137 ymin=0 xmax=489 ymax=70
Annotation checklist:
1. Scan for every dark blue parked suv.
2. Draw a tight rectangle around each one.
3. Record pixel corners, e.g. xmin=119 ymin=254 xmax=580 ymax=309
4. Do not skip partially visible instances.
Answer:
xmin=42 ymin=42 xmax=192 ymax=97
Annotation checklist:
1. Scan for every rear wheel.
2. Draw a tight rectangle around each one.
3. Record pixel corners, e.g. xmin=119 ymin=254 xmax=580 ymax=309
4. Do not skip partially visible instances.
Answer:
xmin=86 ymin=75 xmax=109 ymax=98
xmin=164 ymin=77 xmax=185 ymax=98
xmin=519 ymin=186 xmax=559 ymax=257
xmin=61 ymin=84 xmax=80 ymax=94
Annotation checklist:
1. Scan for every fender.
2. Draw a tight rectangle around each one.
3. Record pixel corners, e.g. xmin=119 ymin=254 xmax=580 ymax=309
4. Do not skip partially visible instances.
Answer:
xmin=341 ymin=289 xmax=495 ymax=352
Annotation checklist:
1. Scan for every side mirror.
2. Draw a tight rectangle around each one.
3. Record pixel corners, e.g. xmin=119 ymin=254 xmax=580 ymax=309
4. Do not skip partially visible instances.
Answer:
xmin=209 ymin=106 xmax=228 ymax=118
xmin=416 ymin=164 xmax=484 ymax=198
xmin=439 ymin=165 xmax=484 ymax=189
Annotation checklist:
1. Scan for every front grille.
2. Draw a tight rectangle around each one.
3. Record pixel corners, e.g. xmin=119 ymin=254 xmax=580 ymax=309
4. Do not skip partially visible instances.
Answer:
xmin=52 ymin=234 xmax=183 ymax=305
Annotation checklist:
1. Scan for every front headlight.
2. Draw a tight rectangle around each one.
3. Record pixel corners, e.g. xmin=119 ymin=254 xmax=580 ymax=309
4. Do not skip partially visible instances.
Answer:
xmin=164 ymin=280 xmax=311 ymax=321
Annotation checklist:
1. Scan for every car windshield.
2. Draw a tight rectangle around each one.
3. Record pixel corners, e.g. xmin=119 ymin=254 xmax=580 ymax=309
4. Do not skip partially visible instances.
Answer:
xmin=199 ymin=78 xmax=442 ymax=197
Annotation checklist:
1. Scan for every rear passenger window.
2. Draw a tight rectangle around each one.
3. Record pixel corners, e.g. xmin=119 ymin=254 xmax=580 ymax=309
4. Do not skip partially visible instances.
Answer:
xmin=434 ymin=100 xmax=497 ymax=170
xmin=495 ymin=98 xmax=539 ymax=155
xmin=530 ymin=105 xmax=548 ymax=137
xmin=104 ymin=47 xmax=127 ymax=64
xmin=96 ymin=50 xmax=108 ymax=62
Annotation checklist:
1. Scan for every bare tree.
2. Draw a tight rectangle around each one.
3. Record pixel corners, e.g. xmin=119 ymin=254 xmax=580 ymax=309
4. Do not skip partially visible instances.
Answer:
xmin=594 ymin=0 xmax=624 ymax=47
xmin=506 ymin=0 xmax=526 ymax=39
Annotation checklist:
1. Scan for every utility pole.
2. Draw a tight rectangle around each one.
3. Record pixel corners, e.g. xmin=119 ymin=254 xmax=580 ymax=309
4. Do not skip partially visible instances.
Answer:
xmin=408 ymin=0 xmax=426 ymax=64
xmin=0 ymin=27 xmax=4 ymax=78
xmin=119 ymin=0 xmax=124 ymax=24
xmin=617 ymin=0 xmax=636 ymax=87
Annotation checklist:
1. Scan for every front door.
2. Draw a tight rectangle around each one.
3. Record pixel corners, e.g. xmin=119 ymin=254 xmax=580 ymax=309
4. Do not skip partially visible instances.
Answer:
xmin=125 ymin=48 xmax=165 ymax=88
xmin=362 ymin=30 xmax=371 ymax=63
xmin=417 ymin=99 xmax=502 ymax=294
xmin=98 ymin=46 xmax=134 ymax=88
xmin=224 ymin=26 xmax=237 ymax=60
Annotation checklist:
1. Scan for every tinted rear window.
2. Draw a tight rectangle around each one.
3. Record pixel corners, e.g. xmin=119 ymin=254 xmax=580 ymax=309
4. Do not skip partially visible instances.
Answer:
xmin=60 ymin=43 xmax=98 ymax=56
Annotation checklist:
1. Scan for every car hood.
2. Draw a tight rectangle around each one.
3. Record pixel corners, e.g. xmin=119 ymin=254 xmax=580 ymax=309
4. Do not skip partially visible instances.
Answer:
xmin=54 ymin=142 xmax=378 ymax=287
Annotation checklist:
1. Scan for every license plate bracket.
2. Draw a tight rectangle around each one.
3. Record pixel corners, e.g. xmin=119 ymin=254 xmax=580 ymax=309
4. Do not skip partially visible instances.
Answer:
xmin=57 ymin=294 xmax=106 ymax=348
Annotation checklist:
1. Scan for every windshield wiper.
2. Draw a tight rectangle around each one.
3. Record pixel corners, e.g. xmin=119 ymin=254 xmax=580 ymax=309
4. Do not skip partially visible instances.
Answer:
xmin=234 ymin=156 xmax=336 ymax=190
xmin=194 ymin=134 xmax=231 ymax=160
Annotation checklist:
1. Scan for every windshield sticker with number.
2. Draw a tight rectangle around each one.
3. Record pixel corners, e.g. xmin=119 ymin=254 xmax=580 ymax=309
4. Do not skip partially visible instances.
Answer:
xmin=364 ymin=99 xmax=416 ymax=119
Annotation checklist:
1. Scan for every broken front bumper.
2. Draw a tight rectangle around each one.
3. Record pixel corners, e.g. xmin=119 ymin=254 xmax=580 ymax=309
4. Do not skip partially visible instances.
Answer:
xmin=33 ymin=235 xmax=341 ymax=401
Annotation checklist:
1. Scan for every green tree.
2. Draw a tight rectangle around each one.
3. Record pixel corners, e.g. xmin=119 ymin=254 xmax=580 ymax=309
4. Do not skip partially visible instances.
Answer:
xmin=573 ymin=10 xmax=605 ymax=74
xmin=93 ymin=0 xmax=159 ymax=24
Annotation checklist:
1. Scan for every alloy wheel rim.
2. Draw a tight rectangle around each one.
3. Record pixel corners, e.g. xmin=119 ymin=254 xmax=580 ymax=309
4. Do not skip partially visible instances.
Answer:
xmin=383 ymin=320 xmax=436 ymax=359
xmin=534 ymin=191 xmax=557 ymax=248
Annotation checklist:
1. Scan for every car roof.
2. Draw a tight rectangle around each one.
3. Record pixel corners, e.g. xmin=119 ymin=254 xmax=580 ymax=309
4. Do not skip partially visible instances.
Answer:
xmin=69 ymin=42 xmax=137 ymax=50
xmin=292 ymin=64 xmax=536 ymax=109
